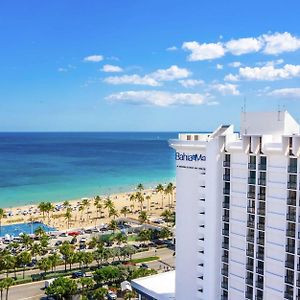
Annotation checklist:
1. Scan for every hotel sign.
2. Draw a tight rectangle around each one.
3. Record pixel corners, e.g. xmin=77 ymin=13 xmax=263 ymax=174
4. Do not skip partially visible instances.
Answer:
xmin=175 ymin=152 xmax=206 ymax=162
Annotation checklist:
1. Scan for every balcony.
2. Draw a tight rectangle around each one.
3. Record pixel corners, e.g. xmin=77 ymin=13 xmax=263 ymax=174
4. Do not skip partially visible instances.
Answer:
xmin=258 ymin=178 xmax=266 ymax=186
xmin=223 ymin=202 xmax=230 ymax=209
xmin=286 ymin=229 xmax=296 ymax=238
xmin=245 ymin=292 xmax=253 ymax=299
xmin=246 ymin=277 xmax=253 ymax=285
xmin=222 ymin=255 xmax=229 ymax=263
xmin=285 ymin=276 xmax=294 ymax=285
xmin=246 ymin=249 xmax=254 ymax=257
xmin=256 ymin=252 xmax=264 ymax=260
xmin=286 ymin=244 xmax=295 ymax=254
xmin=257 ymin=223 xmax=265 ymax=231
xmin=256 ymin=267 xmax=264 ymax=275
xmin=287 ymin=197 xmax=296 ymax=206
xmin=248 ymin=177 xmax=256 ymax=184
xmin=288 ymin=165 xmax=297 ymax=173
xmin=248 ymin=192 xmax=256 ymax=199
xmin=222 ymin=242 xmax=229 ymax=250
xmin=257 ymin=208 xmax=265 ymax=215
xmin=258 ymin=164 xmax=267 ymax=171
xmin=257 ymin=237 xmax=264 ymax=245
xmin=223 ymin=161 xmax=230 ymax=168
xmin=285 ymin=260 xmax=294 ymax=269
xmin=287 ymin=182 xmax=297 ymax=190
xmin=247 ymin=235 xmax=255 ymax=243
xmin=222 ymin=215 xmax=229 ymax=222
xmin=222 ymin=229 xmax=229 ymax=236
xmin=287 ymin=213 xmax=296 ymax=222
xmin=221 ymin=268 xmax=228 ymax=276
xmin=248 ymin=163 xmax=256 ymax=170
xmin=223 ymin=188 xmax=230 ymax=195
xmin=258 ymin=194 xmax=266 ymax=200
xmin=256 ymin=280 xmax=264 ymax=289
xmin=246 ymin=263 xmax=254 ymax=271
xmin=247 ymin=206 xmax=255 ymax=214
xmin=221 ymin=281 xmax=228 ymax=289
xmin=247 ymin=220 xmax=255 ymax=228
xmin=223 ymin=174 xmax=230 ymax=181
xmin=284 ymin=291 xmax=294 ymax=300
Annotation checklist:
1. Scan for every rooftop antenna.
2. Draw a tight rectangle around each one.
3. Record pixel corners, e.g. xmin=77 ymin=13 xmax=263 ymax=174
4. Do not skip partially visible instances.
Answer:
xmin=277 ymin=104 xmax=281 ymax=121
xmin=243 ymin=96 xmax=247 ymax=121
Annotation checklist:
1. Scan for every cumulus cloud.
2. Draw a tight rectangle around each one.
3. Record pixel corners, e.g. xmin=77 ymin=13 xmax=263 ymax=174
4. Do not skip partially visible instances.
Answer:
xmin=228 ymin=61 xmax=242 ymax=68
xmin=256 ymin=59 xmax=284 ymax=67
xmin=104 ymin=65 xmax=190 ymax=86
xmin=216 ymin=64 xmax=223 ymax=70
xmin=104 ymin=74 xmax=160 ymax=86
xmin=182 ymin=41 xmax=225 ymax=61
xmin=268 ymin=88 xmax=300 ymax=98
xmin=106 ymin=90 xmax=213 ymax=107
xmin=225 ymin=64 xmax=300 ymax=81
xmin=182 ymin=32 xmax=300 ymax=61
xmin=58 ymin=67 xmax=68 ymax=72
xmin=178 ymin=79 xmax=205 ymax=88
xmin=101 ymin=64 xmax=123 ymax=73
xmin=83 ymin=55 xmax=104 ymax=62
xmin=263 ymin=32 xmax=300 ymax=55
xmin=166 ymin=46 xmax=178 ymax=51
xmin=225 ymin=37 xmax=263 ymax=55
xmin=210 ymin=83 xmax=240 ymax=95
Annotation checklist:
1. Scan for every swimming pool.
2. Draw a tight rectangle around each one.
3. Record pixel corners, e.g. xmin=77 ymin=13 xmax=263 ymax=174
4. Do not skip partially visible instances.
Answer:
xmin=0 ymin=222 xmax=56 ymax=237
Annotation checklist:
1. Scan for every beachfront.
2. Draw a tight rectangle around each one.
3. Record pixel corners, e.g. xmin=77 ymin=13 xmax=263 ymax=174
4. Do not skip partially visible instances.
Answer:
xmin=1 ymin=183 xmax=176 ymax=233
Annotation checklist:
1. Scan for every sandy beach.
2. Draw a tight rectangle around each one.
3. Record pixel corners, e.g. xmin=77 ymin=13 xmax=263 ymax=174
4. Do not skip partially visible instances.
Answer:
xmin=2 ymin=187 xmax=176 ymax=231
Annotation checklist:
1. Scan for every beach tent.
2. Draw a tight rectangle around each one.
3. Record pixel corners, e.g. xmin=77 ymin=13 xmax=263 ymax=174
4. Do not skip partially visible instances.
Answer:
xmin=121 ymin=281 xmax=132 ymax=291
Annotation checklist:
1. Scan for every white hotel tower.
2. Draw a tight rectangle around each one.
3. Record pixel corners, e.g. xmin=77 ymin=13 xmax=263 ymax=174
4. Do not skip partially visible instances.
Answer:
xmin=169 ymin=111 xmax=300 ymax=300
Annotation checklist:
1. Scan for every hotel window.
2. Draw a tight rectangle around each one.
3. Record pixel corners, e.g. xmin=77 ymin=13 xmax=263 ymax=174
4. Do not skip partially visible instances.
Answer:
xmin=259 ymin=156 xmax=267 ymax=170
xmin=249 ymin=155 xmax=256 ymax=169
xmin=289 ymin=158 xmax=297 ymax=173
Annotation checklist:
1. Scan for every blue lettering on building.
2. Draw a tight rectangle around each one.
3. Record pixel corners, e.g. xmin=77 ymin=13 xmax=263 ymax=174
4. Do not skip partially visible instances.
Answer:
xmin=175 ymin=152 xmax=206 ymax=161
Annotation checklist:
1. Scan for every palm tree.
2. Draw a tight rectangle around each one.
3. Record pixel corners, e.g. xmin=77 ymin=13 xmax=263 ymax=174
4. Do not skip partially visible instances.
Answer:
xmin=120 ymin=206 xmax=130 ymax=218
xmin=30 ymin=243 xmax=42 ymax=261
xmin=137 ymin=183 xmax=144 ymax=192
xmin=0 ymin=209 xmax=6 ymax=235
xmin=48 ymin=253 xmax=60 ymax=272
xmin=0 ymin=279 xmax=5 ymax=300
xmin=59 ymin=242 xmax=74 ymax=272
xmin=64 ymin=207 xmax=72 ymax=229
xmin=136 ymin=191 xmax=144 ymax=212
xmin=34 ymin=226 xmax=45 ymax=239
xmin=16 ymin=251 xmax=32 ymax=279
xmin=129 ymin=194 xmax=136 ymax=212
xmin=81 ymin=199 xmax=90 ymax=221
xmin=79 ymin=205 xmax=84 ymax=222
xmin=114 ymin=232 xmax=127 ymax=245
xmin=109 ymin=219 xmax=118 ymax=234
xmin=104 ymin=197 xmax=114 ymax=217
xmin=138 ymin=211 xmax=148 ymax=224
xmin=20 ymin=233 xmax=32 ymax=250
xmin=109 ymin=207 xmax=119 ymax=220
xmin=93 ymin=287 xmax=108 ymax=300
xmin=145 ymin=195 xmax=151 ymax=211
xmin=124 ymin=291 xmax=137 ymax=300
xmin=38 ymin=202 xmax=47 ymax=220
xmin=2 ymin=255 xmax=15 ymax=278
xmin=3 ymin=278 xmax=13 ymax=300
xmin=45 ymin=277 xmax=77 ymax=299
xmin=166 ymin=182 xmax=175 ymax=207
xmin=79 ymin=277 xmax=94 ymax=296
xmin=156 ymin=184 xmax=164 ymax=208
xmin=38 ymin=257 xmax=51 ymax=278
xmin=63 ymin=200 xmax=70 ymax=209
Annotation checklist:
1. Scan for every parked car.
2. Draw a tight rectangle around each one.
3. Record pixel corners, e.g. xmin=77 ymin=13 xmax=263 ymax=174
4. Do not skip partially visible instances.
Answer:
xmin=72 ymin=271 xmax=85 ymax=278
xmin=140 ymin=263 xmax=149 ymax=269
xmin=107 ymin=291 xmax=117 ymax=300
xmin=55 ymin=240 xmax=62 ymax=246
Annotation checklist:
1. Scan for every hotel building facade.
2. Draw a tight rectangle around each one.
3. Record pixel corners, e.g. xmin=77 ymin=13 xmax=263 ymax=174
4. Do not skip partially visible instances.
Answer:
xmin=169 ymin=111 xmax=300 ymax=300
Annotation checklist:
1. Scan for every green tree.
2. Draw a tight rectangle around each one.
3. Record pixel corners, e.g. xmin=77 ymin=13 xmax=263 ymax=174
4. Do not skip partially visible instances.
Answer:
xmin=124 ymin=291 xmax=137 ymax=300
xmin=20 ymin=233 xmax=32 ymax=250
xmin=137 ymin=183 xmax=144 ymax=191
xmin=160 ymin=227 xmax=172 ymax=240
xmin=0 ymin=279 xmax=5 ymax=300
xmin=109 ymin=207 xmax=119 ymax=219
xmin=59 ymin=242 xmax=74 ymax=272
xmin=3 ymin=277 xmax=14 ymax=300
xmin=92 ymin=287 xmax=108 ymax=300
xmin=16 ymin=251 xmax=32 ymax=279
xmin=166 ymin=182 xmax=175 ymax=207
xmin=114 ymin=232 xmax=127 ymax=245
xmin=38 ymin=202 xmax=47 ymax=220
xmin=138 ymin=229 xmax=151 ymax=242
xmin=38 ymin=257 xmax=51 ymax=278
xmin=120 ymin=206 xmax=130 ymax=218
xmin=34 ymin=226 xmax=45 ymax=239
xmin=109 ymin=219 xmax=118 ymax=233
xmin=48 ymin=253 xmax=60 ymax=272
xmin=0 ymin=209 xmax=6 ymax=235
xmin=138 ymin=210 xmax=148 ymax=224
xmin=156 ymin=184 xmax=165 ymax=208
xmin=145 ymin=195 xmax=151 ymax=211
xmin=79 ymin=277 xmax=94 ymax=296
xmin=46 ymin=277 xmax=77 ymax=300
xmin=64 ymin=207 xmax=72 ymax=229
xmin=129 ymin=194 xmax=136 ymax=212
xmin=135 ymin=191 xmax=144 ymax=212
xmin=2 ymin=255 xmax=16 ymax=278
xmin=81 ymin=198 xmax=90 ymax=221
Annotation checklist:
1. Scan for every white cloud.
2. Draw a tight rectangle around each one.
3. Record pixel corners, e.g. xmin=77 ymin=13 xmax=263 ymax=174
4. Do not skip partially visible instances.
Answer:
xmin=83 ymin=55 xmax=104 ymax=62
xmin=166 ymin=46 xmax=178 ymax=51
xmin=106 ymin=90 xmax=214 ymax=107
xmin=104 ymin=74 xmax=160 ymax=86
xmin=182 ymin=41 xmax=225 ymax=61
xmin=262 ymin=32 xmax=300 ymax=55
xmin=216 ymin=64 xmax=223 ymax=70
xmin=225 ymin=64 xmax=300 ymax=81
xmin=256 ymin=59 xmax=284 ymax=67
xmin=104 ymin=65 xmax=190 ymax=86
xmin=58 ymin=67 xmax=68 ymax=72
xmin=210 ymin=83 xmax=240 ymax=95
xmin=150 ymin=65 xmax=190 ymax=81
xmin=268 ymin=88 xmax=300 ymax=98
xmin=228 ymin=61 xmax=242 ymax=68
xmin=101 ymin=64 xmax=123 ymax=73
xmin=225 ymin=37 xmax=263 ymax=55
xmin=179 ymin=79 xmax=205 ymax=88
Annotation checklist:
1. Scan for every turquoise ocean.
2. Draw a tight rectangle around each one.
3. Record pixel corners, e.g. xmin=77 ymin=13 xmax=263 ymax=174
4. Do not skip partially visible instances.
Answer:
xmin=0 ymin=132 xmax=177 ymax=208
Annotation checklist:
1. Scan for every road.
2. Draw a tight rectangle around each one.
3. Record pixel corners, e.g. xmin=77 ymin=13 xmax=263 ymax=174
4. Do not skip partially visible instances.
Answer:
xmin=8 ymin=247 xmax=175 ymax=300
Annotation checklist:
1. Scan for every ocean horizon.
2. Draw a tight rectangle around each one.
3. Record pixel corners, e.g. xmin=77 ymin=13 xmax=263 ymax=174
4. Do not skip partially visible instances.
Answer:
xmin=0 ymin=132 xmax=178 ymax=208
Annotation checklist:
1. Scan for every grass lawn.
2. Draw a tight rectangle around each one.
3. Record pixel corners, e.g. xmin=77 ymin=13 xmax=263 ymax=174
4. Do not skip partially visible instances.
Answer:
xmin=130 ymin=256 xmax=159 ymax=264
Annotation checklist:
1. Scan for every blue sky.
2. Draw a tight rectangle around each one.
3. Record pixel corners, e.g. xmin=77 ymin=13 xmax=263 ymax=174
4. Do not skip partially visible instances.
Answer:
xmin=1 ymin=0 xmax=300 ymax=131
